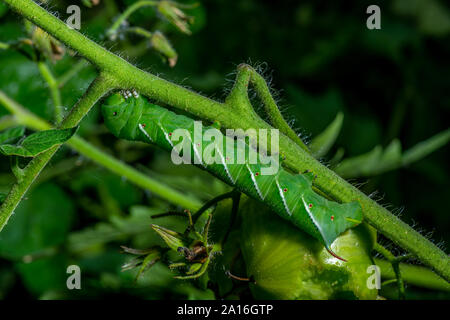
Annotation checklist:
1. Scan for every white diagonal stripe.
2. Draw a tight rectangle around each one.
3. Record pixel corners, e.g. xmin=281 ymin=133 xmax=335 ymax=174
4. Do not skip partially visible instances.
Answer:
xmin=138 ymin=124 xmax=152 ymax=142
xmin=276 ymin=178 xmax=291 ymax=216
xmin=246 ymin=163 xmax=264 ymax=200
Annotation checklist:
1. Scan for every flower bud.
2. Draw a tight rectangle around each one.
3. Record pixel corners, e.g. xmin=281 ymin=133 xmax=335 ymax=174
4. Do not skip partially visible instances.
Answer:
xmin=31 ymin=27 xmax=65 ymax=62
xmin=157 ymin=0 xmax=194 ymax=35
xmin=151 ymin=224 xmax=187 ymax=252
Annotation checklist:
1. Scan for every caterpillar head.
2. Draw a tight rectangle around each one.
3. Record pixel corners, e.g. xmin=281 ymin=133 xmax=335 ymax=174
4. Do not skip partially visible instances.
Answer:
xmin=102 ymin=91 xmax=143 ymax=139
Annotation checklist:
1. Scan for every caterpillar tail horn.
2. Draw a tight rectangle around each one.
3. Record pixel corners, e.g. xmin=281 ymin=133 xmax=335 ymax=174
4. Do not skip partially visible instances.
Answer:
xmin=326 ymin=247 xmax=347 ymax=262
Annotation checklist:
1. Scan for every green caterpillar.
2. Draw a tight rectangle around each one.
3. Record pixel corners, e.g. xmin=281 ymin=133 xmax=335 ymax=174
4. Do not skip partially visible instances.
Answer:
xmin=101 ymin=91 xmax=363 ymax=261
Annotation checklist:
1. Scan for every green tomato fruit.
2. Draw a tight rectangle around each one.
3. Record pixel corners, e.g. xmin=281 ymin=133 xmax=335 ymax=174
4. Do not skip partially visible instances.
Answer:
xmin=240 ymin=198 xmax=377 ymax=300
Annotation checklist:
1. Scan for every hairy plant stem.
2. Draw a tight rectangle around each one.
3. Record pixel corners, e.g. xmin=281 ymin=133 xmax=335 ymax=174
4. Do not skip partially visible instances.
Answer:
xmin=3 ymin=0 xmax=449 ymax=281
xmin=0 ymin=90 xmax=202 ymax=212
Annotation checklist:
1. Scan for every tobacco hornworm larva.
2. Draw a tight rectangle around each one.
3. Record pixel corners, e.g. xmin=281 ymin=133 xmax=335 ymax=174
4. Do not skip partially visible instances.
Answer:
xmin=102 ymin=91 xmax=363 ymax=261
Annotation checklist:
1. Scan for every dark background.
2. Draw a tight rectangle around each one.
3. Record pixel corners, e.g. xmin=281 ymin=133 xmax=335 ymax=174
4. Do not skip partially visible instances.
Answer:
xmin=0 ymin=0 xmax=448 ymax=299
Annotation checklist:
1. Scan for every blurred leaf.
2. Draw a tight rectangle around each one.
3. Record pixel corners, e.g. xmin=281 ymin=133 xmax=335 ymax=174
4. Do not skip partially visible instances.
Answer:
xmin=328 ymin=147 xmax=345 ymax=167
xmin=0 ymin=2 xmax=8 ymax=18
xmin=16 ymin=254 xmax=67 ymax=296
xmin=186 ymin=262 xmax=202 ymax=275
xmin=0 ymin=51 xmax=50 ymax=119
xmin=335 ymin=142 xmax=399 ymax=179
xmin=0 ymin=267 xmax=14 ymax=299
xmin=335 ymin=129 xmax=449 ymax=178
xmin=379 ymin=139 xmax=402 ymax=172
xmin=310 ymin=112 xmax=343 ymax=158
xmin=146 ymin=152 xmax=230 ymax=201
xmin=0 ymin=126 xmax=25 ymax=144
xmin=67 ymin=207 xmax=152 ymax=254
xmin=70 ymin=169 xmax=142 ymax=212
xmin=135 ymin=251 xmax=161 ymax=280
xmin=362 ymin=22 xmax=418 ymax=63
xmin=393 ymin=0 xmax=450 ymax=36
xmin=0 ymin=182 xmax=74 ymax=260
xmin=0 ymin=192 xmax=6 ymax=203
xmin=0 ymin=127 xmax=78 ymax=157
xmin=402 ymin=128 xmax=450 ymax=166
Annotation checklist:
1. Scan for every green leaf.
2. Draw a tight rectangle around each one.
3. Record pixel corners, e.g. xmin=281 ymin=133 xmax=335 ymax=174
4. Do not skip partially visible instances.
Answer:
xmin=0 ymin=126 xmax=25 ymax=144
xmin=378 ymin=139 xmax=402 ymax=172
xmin=309 ymin=112 xmax=343 ymax=158
xmin=0 ymin=127 xmax=78 ymax=157
xmin=334 ymin=146 xmax=384 ymax=178
xmin=16 ymin=254 xmax=68 ymax=296
xmin=335 ymin=129 xmax=450 ymax=178
xmin=0 ymin=182 xmax=74 ymax=260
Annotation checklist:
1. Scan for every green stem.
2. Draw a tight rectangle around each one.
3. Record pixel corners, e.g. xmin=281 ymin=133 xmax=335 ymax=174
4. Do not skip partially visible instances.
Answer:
xmin=374 ymin=243 xmax=406 ymax=299
xmin=0 ymin=115 xmax=17 ymax=131
xmin=0 ymin=90 xmax=202 ymax=212
xmin=125 ymin=26 xmax=153 ymax=39
xmin=192 ymin=190 xmax=236 ymax=223
xmin=374 ymin=242 xmax=396 ymax=261
xmin=37 ymin=61 xmax=63 ymax=123
xmin=375 ymin=258 xmax=450 ymax=292
xmin=57 ymin=59 xmax=90 ymax=88
xmin=106 ymin=0 xmax=158 ymax=38
xmin=221 ymin=190 xmax=240 ymax=245
xmin=0 ymin=75 xmax=111 ymax=231
xmin=3 ymin=0 xmax=449 ymax=281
